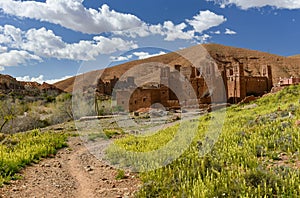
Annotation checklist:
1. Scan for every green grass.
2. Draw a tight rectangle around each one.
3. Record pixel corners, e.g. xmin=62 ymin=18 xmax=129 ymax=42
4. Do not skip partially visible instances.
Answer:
xmin=0 ymin=129 xmax=68 ymax=186
xmin=106 ymin=85 xmax=300 ymax=197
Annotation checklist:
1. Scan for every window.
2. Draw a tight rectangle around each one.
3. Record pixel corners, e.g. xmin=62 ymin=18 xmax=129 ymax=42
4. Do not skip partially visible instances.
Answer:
xmin=143 ymin=98 xmax=147 ymax=102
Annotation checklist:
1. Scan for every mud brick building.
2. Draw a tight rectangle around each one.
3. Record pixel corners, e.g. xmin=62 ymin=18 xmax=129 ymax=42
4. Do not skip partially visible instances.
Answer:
xmin=278 ymin=77 xmax=300 ymax=86
xmin=96 ymin=62 xmax=273 ymax=112
xmin=225 ymin=63 xmax=272 ymax=103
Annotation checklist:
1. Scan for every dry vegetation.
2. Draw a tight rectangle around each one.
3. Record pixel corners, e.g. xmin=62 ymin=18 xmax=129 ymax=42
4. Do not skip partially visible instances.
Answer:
xmin=0 ymin=93 xmax=72 ymax=134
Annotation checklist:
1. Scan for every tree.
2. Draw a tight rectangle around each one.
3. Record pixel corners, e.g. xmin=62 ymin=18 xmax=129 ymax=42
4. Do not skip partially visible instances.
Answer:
xmin=0 ymin=100 xmax=17 ymax=134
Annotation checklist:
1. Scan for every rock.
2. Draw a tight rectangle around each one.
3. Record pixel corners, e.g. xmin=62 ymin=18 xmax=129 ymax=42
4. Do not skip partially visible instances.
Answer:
xmin=54 ymin=162 xmax=62 ymax=168
xmin=239 ymin=95 xmax=257 ymax=104
xmin=295 ymin=120 xmax=300 ymax=127
xmin=242 ymin=103 xmax=258 ymax=109
xmin=281 ymin=121 xmax=290 ymax=129
xmin=84 ymin=165 xmax=94 ymax=172
xmin=12 ymin=187 xmax=19 ymax=192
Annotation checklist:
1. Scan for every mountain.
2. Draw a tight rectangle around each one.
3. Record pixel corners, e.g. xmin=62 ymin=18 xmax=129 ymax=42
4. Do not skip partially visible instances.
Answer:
xmin=288 ymin=54 xmax=300 ymax=59
xmin=0 ymin=74 xmax=64 ymax=98
xmin=54 ymin=43 xmax=300 ymax=92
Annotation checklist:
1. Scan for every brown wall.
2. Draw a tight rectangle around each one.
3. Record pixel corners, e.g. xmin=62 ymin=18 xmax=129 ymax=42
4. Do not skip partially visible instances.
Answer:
xmin=245 ymin=77 xmax=268 ymax=96
xmin=116 ymin=88 xmax=161 ymax=112
xmin=114 ymin=63 xmax=273 ymax=111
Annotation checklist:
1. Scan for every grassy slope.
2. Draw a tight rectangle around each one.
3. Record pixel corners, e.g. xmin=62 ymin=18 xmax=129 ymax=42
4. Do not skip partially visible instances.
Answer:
xmin=108 ymin=85 xmax=300 ymax=197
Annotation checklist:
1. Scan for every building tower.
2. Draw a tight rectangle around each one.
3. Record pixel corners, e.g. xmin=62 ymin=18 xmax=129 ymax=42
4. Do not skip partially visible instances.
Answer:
xmin=160 ymin=67 xmax=170 ymax=107
xmin=262 ymin=65 xmax=273 ymax=91
xmin=226 ymin=62 xmax=246 ymax=103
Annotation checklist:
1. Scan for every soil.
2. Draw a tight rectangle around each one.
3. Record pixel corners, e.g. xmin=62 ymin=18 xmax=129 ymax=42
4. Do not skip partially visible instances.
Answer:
xmin=0 ymin=136 xmax=141 ymax=198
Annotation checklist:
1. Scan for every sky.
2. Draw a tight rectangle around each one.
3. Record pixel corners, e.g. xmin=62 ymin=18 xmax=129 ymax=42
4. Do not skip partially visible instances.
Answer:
xmin=0 ymin=0 xmax=299 ymax=84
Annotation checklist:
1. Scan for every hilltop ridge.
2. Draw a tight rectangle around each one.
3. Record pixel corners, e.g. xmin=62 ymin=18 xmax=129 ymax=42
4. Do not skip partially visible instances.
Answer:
xmin=0 ymin=74 xmax=64 ymax=98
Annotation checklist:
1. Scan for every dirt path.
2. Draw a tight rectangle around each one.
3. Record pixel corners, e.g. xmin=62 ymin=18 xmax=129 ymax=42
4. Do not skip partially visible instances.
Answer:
xmin=0 ymin=136 xmax=141 ymax=198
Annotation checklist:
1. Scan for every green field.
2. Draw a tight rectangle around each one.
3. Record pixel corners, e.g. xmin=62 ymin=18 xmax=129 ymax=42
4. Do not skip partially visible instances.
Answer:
xmin=107 ymin=85 xmax=300 ymax=197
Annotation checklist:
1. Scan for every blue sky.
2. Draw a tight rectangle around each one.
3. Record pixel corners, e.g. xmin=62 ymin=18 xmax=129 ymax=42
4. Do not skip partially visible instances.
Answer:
xmin=0 ymin=0 xmax=299 ymax=83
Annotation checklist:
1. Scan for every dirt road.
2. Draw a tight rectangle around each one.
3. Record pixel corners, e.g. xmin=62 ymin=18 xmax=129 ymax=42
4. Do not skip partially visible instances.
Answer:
xmin=0 ymin=136 xmax=141 ymax=198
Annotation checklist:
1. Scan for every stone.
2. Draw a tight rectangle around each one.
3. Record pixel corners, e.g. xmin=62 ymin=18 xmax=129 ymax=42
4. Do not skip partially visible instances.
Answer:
xmin=295 ymin=120 xmax=300 ymax=127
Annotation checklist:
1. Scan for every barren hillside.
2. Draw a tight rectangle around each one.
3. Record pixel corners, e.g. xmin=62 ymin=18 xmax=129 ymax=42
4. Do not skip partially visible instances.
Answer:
xmin=54 ymin=44 xmax=300 ymax=92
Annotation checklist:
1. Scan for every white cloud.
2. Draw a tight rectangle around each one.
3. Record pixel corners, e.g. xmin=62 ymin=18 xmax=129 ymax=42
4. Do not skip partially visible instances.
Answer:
xmin=45 ymin=75 xmax=73 ymax=84
xmin=132 ymin=51 xmax=166 ymax=60
xmin=186 ymin=10 xmax=227 ymax=33
xmin=16 ymin=75 xmax=45 ymax=84
xmin=0 ymin=1 xmax=142 ymax=34
xmin=207 ymin=0 xmax=300 ymax=9
xmin=16 ymin=74 xmax=72 ymax=84
xmin=213 ymin=30 xmax=221 ymax=34
xmin=162 ymin=21 xmax=195 ymax=41
xmin=0 ymin=25 xmax=138 ymax=62
xmin=111 ymin=51 xmax=167 ymax=62
xmin=0 ymin=45 xmax=7 ymax=52
xmin=112 ymin=22 xmax=195 ymax=41
xmin=110 ymin=55 xmax=133 ymax=62
xmin=0 ymin=50 xmax=42 ymax=67
xmin=225 ymin=28 xmax=237 ymax=35
xmin=113 ymin=10 xmax=225 ymax=42
xmin=200 ymin=34 xmax=212 ymax=42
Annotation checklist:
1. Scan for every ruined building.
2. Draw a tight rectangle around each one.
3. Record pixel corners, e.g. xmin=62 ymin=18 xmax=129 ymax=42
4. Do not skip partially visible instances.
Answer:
xmin=278 ymin=77 xmax=300 ymax=86
xmin=95 ymin=63 xmax=273 ymax=112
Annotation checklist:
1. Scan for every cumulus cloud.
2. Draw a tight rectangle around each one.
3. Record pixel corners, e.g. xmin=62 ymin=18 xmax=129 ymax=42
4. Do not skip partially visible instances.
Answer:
xmin=0 ymin=25 xmax=138 ymax=62
xmin=114 ymin=10 xmax=225 ymax=41
xmin=45 ymin=75 xmax=73 ymax=84
xmin=16 ymin=75 xmax=45 ymax=84
xmin=0 ymin=50 xmax=42 ymax=67
xmin=207 ymin=0 xmax=300 ymax=9
xmin=132 ymin=51 xmax=166 ymax=60
xmin=225 ymin=28 xmax=237 ymax=34
xmin=0 ymin=1 xmax=142 ymax=34
xmin=112 ymin=21 xmax=195 ymax=41
xmin=212 ymin=30 xmax=221 ymax=34
xmin=110 ymin=55 xmax=133 ymax=62
xmin=186 ymin=10 xmax=226 ymax=33
xmin=0 ymin=45 xmax=7 ymax=52
xmin=110 ymin=51 xmax=167 ymax=62
xmin=16 ymin=74 xmax=72 ymax=84
xmin=198 ymin=34 xmax=212 ymax=42
xmin=162 ymin=21 xmax=195 ymax=41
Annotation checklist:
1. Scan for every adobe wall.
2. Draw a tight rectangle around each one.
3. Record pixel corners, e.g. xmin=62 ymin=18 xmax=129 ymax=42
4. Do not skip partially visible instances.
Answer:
xmin=245 ymin=76 xmax=268 ymax=96
xmin=110 ymin=62 xmax=274 ymax=111
xmin=279 ymin=77 xmax=300 ymax=86
xmin=116 ymin=88 xmax=161 ymax=112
